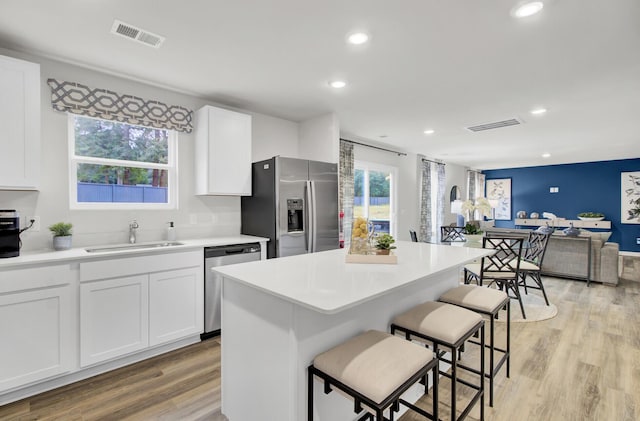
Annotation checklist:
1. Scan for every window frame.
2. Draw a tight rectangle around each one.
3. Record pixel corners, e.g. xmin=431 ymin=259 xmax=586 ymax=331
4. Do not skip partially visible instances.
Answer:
xmin=68 ymin=114 xmax=178 ymax=210
xmin=354 ymin=160 xmax=398 ymax=238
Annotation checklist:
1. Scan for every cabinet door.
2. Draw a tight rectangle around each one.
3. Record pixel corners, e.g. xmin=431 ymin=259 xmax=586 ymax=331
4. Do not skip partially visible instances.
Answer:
xmin=149 ymin=267 xmax=204 ymax=346
xmin=80 ymin=275 xmax=149 ymax=367
xmin=0 ymin=55 xmax=40 ymax=190
xmin=195 ymin=105 xmax=252 ymax=196
xmin=0 ymin=285 xmax=73 ymax=392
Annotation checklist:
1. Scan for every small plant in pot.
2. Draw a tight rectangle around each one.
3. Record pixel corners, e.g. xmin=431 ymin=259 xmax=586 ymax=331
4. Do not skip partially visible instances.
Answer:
xmin=374 ymin=234 xmax=396 ymax=255
xmin=49 ymin=222 xmax=73 ymax=251
xmin=463 ymin=223 xmax=483 ymax=242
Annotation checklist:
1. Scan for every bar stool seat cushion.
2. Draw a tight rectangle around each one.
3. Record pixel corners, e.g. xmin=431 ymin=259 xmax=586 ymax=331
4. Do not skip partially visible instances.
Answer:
xmin=439 ymin=285 xmax=509 ymax=313
xmin=464 ymin=263 xmax=517 ymax=279
xmin=313 ymin=330 xmax=434 ymax=404
xmin=392 ymin=301 xmax=483 ymax=345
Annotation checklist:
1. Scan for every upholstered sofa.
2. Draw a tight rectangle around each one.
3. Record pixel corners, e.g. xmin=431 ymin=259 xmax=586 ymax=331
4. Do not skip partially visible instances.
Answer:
xmin=484 ymin=227 xmax=619 ymax=286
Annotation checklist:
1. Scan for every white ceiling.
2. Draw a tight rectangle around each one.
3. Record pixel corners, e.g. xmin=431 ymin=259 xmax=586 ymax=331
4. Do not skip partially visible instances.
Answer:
xmin=1 ymin=0 xmax=639 ymax=169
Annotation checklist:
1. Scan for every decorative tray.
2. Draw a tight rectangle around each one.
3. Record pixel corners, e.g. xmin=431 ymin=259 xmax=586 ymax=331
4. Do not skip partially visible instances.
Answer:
xmin=345 ymin=253 xmax=398 ymax=264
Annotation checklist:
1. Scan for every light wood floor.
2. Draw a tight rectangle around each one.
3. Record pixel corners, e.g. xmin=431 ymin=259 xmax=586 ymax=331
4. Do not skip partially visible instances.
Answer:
xmin=1 ymin=277 xmax=639 ymax=421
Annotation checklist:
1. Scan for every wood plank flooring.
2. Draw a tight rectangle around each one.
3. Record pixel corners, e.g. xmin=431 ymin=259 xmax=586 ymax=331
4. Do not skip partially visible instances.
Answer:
xmin=1 ymin=277 xmax=639 ymax=421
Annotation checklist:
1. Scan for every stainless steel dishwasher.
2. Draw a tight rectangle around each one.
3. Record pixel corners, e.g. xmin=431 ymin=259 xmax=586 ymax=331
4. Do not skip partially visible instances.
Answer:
xmin=202 ymin=243 xmax=261 ymax=340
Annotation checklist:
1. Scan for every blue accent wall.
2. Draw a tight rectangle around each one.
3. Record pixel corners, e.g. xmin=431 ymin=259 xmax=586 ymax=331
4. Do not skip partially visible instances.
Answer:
xmin=483 ymin=158 xmax=640 ymax=252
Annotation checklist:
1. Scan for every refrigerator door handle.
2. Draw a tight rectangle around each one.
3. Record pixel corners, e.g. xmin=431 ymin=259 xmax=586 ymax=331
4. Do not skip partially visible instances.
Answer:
xmin=306 ymin=180 xmax=313 ymax=253
xmin=310 ymin=180 xmax=318 ymax=253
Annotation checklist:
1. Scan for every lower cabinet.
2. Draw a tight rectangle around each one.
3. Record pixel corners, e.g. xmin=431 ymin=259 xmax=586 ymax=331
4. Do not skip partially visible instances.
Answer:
xmin=0 ymin=266 xmax=74 ymax=392
xmin=79 ymin=251 xmax=203 ymax=367
xmin=149 ymin=268 xmax=203 ymax=346
xmin=80 ymin=275 xmax=149 ymax=367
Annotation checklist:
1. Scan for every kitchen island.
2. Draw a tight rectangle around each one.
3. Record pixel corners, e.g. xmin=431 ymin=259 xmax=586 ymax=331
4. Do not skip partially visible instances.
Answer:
xmin=213 ymin=240 xmax=492 ymax=421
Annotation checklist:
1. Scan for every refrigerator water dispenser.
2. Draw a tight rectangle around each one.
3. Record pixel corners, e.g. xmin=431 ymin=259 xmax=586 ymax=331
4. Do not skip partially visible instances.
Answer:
xmin=287 ymin=199 xmax=304 ymax=232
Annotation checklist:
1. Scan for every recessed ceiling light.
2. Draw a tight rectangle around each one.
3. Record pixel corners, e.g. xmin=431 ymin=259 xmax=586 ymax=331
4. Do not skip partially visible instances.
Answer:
xmin=329 ymin=80 xmax=347 ymax=88
xmin=347 ymin=32 xmax=369 ymax=45
xmin=542 ymin=153 xmax=551 ymax=158
xmin=423 ymin=129 xmax=435 ymax=135
xmin=512 ymin=1 xmax=544 ymax=18
xmin=531 ymin=107 xmax=547 ymax=115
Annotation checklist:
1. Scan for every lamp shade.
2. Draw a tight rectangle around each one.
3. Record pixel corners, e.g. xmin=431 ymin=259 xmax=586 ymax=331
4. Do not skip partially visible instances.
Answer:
xmin=451 ymin=199 xmax=463 ymax=214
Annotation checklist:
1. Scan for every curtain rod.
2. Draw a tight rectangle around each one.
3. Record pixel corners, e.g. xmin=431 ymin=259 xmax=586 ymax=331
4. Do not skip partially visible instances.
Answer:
xmin=421 ymin=157 xmax=445 ymax=166
xmin=340 ymin=138 xmax=407 ymax=157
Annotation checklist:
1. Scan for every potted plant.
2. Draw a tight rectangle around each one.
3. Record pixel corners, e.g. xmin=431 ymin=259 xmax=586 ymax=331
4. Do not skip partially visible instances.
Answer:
xmin=374 ymin=233 xmax=396 ymax=255
xmin=49 ymin=222 xmax=73 ymax=250
xmin=463 ymin=222 xmax=483 ymax=243
xmin=577 ymin=212 xmax=605 ymax=221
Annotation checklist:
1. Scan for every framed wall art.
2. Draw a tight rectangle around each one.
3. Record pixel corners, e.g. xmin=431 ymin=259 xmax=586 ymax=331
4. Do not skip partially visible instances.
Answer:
xmin=621 ymin=171 xmax=640 ymax=224
xmin=486 ymin=178 xmax=512 ymax=220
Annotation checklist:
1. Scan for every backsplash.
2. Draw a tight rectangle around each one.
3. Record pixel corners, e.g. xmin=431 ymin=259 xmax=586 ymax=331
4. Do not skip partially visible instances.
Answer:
xmin=2 ymin=190 xmax=242 ymax=252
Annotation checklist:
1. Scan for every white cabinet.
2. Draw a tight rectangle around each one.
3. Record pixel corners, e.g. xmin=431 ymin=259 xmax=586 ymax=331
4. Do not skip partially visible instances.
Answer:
xmin=0 ymin=54 xmax=40 ymax=190
xmin=0 ymin=265 xmax=74 ymax=392
xmin=80 ymin=275 xmax=149 ymax=367
xmin=195 ymin=105 xmax=252 ymax=196
xmin=150 ymin=267 xmax=203 ymax=346
xmin=79 ymin=251 xmax=203 ymax=367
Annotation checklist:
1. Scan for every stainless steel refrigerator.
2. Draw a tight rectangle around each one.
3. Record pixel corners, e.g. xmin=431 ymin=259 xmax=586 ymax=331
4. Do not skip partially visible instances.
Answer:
xmin=241 ymin=156 xmax=339 ymax=259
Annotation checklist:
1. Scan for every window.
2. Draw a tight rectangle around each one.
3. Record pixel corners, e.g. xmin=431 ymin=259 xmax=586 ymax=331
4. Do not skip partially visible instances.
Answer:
xmin=69 ymin=115 xmax=177 ymax=209
xmin=353 ymin=161 xmax=397 ymax=237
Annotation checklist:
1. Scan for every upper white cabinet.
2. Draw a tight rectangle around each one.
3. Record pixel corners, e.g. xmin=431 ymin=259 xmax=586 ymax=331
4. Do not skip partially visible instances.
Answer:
xmin=0 ymin=55 xmax=40 ymax=190
xmin=194 ymin=105 xmax=252 ymax=196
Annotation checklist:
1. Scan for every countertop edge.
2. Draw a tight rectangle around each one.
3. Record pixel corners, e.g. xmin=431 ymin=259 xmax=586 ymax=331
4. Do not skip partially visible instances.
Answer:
xmin=0 ymin=235 xmax=269 ymax=269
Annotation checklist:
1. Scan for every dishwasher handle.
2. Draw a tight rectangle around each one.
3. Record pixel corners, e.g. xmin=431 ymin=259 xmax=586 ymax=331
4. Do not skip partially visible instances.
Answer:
xmin=205 ymin=243 xmax=261 ymax=258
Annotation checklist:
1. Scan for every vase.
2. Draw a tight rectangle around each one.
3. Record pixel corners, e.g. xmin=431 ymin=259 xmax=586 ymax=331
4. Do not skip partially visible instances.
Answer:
xmin=563 ymin=223 xmax=580 ymax=237
xmin=53 ymin=235 xmax=72 ymax=250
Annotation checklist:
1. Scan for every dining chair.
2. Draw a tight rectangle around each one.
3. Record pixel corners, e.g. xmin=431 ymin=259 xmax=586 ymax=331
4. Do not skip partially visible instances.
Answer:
xmin=409 ymin=229 xmax=418 ymax=242
xmin=463 ymin=237 xmax=526 ymax=318
xmin=440 ymin=226 xmax=466 ymax=242
xmin=518 ymin=231 xmax=551 ymax=305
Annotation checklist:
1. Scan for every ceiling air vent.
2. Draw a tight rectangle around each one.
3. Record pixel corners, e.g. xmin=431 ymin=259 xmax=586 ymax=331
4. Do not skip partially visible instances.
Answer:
xmin=465 ymin=118 xmax=523 ymax=132
xmin=110 ymin=20 xmax=165 ymax=48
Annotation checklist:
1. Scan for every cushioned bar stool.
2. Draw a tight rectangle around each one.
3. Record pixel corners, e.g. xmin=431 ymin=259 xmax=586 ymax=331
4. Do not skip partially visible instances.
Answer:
xmin=308 ymin=330 xmax=439 ymax=421
xmin=439 ymin=285 xmax=510 ymax=407
xmin=391 ymin=302 xmax=485 ymax=421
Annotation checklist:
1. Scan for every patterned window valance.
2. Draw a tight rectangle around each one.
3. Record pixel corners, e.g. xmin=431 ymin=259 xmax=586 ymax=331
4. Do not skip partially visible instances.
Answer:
xmin=47 ymin=79 xmax=193 ymax=133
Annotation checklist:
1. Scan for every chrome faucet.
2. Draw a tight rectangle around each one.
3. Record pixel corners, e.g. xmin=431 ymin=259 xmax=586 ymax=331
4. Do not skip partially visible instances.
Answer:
xmin=129 ymin=220 xmax=139 ymax=244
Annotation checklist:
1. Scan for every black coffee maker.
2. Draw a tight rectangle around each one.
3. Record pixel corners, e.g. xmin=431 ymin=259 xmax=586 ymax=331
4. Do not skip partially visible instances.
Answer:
xmin=0 ymin=210 xmax=21 ymax=258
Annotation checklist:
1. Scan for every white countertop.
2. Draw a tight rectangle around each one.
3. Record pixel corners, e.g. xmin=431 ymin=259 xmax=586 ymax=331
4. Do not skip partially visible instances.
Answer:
xmin=213 ymin=241 xmax=493 ymax=314
xmin=0 ymin=235 xmax=269 ymax=269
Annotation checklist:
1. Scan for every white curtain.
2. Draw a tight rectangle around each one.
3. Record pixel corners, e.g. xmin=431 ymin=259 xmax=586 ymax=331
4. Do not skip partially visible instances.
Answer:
xmin=466 ymin=170 xmax=485 ymax=220
xmin=339 ymin=140 xmax=355 ymax=246
xmin=418 ymin=156 xmax=446 ymax=242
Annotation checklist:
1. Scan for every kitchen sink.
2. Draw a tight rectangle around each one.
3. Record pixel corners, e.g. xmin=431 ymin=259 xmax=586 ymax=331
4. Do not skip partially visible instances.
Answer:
xmin=85 ymin=241 xmax=184 ymax=253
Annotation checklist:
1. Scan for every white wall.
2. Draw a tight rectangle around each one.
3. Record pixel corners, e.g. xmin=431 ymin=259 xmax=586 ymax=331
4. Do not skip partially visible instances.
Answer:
xmin=0 ymin=47 xmax=300 ymax=251
xmin=252 ymin=113 xmax=298 ymax=162
xmin=298 ymin=113 xmax=339 ymax=163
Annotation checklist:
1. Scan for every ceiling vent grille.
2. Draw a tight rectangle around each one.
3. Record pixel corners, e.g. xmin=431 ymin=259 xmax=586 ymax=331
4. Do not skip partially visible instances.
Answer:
xmin=110 ymin=20 xmax=165 ymax=48
xmin=466 ymin=118 xmax=523 ymax=132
